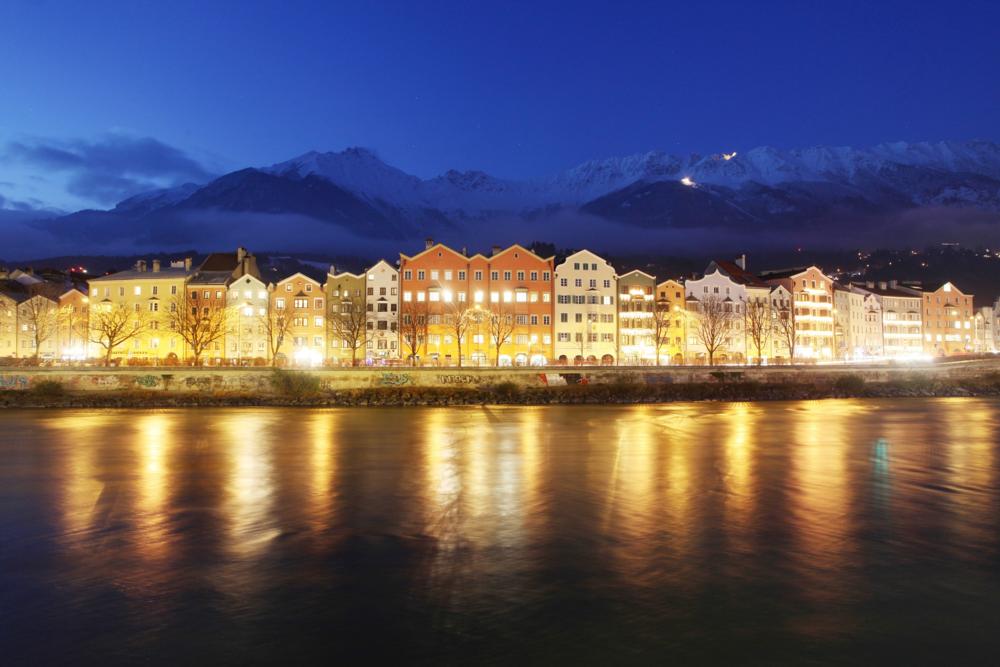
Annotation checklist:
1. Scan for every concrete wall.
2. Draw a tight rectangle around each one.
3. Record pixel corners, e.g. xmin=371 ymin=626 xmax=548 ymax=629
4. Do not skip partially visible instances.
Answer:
xmin=1 ymin=360 xmax=999 ymax=394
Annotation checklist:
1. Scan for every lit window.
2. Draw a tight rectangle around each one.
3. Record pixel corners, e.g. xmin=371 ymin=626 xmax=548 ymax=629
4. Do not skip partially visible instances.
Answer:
xmin=474 ymin=291 xmax=484 ymax=303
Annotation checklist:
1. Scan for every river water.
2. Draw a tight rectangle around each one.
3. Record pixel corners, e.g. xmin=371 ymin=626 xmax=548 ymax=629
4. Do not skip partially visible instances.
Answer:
xmin=1 ymin=400 xmax=999 ymax=663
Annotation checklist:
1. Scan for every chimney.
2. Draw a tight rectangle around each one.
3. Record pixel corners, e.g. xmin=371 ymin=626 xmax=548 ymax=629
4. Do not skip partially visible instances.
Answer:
xmin=237 ymin=247 xmax=247 ymax=262
xmin=866 ymin=281 xmax=875 ymax=289
xmin=152 ymin=259 xmax=161 ymax=273
xmin=735 ymin=254 xmax=747 ymax=270
xmin=492 ymin=245 xmax=501 ymax=256
xmin=878 ymin=281 xmax=888 ymax=290
xmin=135 ymin=260 xmax=146 ymax=272
xmin=461 ymin=246 xmax=467 ymax=257
xmin=889 ymin=279 xmax=898 ymax=288
xmin=329 ymin=264 xmax=336 ymax=276
xmin=184 ymin=257 xmax=192 ymax=271
xmin=425 ymin=237 xmax=434 ymax=250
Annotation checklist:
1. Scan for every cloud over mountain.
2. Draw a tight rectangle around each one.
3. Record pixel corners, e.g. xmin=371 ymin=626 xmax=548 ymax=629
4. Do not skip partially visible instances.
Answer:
xmin=4 ymin=133 xmax=216 ymax=205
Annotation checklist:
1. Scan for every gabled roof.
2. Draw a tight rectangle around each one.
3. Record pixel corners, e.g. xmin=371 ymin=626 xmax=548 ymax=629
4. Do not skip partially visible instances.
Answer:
xmin=488 ymin=243 xmax=554 ymax=263
xmin=757 ymin=266 xmax=817 ymax=281
xmin=399 ymin=242 xmax=469 ymax=263
xmin=618 ymin=268 xmax=656 ymax=281
xmin=275 ymin=271 xmax=322 ymax=286
xmin=89 ymin=266 xmax=192 ymax=281
xmin=707 ymin=259 xmax=770 ymax=287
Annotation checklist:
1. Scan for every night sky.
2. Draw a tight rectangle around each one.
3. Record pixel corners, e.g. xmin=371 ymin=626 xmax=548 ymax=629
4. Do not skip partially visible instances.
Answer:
xmin=1 ymin=0 xmax=999 ymax=212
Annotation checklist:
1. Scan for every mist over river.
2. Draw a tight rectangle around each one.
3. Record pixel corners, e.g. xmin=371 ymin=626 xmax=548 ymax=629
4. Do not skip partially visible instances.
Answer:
xmin=2 ymin=400 xmax=999 ymax=663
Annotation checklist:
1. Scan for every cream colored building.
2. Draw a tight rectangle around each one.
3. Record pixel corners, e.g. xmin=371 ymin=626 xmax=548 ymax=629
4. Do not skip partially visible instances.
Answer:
xmin=554 ymin=250 xmax=617 ymax=365
xmin=88 ymin=258 xmax=194 ymax=363
xmin=833 ymin=284 xmax=866 ymax=360
xmin=861 ymin=282 xmax=923 ymax=359
xmin=226 ymin=273 xmax=270 ymax=363
xmin=274 ymin=272 xmax=326 ymax=366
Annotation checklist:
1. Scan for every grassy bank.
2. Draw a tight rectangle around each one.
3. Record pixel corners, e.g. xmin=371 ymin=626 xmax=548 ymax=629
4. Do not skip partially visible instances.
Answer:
xmin=3 ymin=373 xmax=1000 ymax=408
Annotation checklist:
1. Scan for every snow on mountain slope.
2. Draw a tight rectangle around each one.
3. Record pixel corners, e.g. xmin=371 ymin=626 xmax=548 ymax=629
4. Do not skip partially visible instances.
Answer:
xmin=256 ymin=140 xmax=1000 ymax=217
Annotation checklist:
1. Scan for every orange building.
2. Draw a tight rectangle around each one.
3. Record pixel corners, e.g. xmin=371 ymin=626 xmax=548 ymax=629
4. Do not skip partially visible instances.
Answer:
xmin=922 ymin=281 xmax=974 ymax=356
xmin=760 ymin=265 xmax=834 ymax=360
xmin=398 ymin=240 xmax=554 ymax=366
xmin=272 ymin=272 xmax=325 ymax=366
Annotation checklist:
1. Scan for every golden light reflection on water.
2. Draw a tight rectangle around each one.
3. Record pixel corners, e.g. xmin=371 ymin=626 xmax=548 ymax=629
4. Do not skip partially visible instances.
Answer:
xmin=133 ymin=413 xmax=172 ymax=562
xmin=218 ymin=412 xmax=278 ymax=561
xmin=30 ymin=399 xmax=1000 ymax=633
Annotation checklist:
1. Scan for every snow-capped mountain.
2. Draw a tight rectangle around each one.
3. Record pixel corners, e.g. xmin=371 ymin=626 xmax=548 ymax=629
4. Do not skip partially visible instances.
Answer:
xmin=32 ymin=139 xmax=1000 ymax=255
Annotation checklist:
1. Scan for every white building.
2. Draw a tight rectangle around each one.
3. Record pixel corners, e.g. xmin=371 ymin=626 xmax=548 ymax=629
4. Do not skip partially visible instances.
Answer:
xmin=227 ymin=273 xmax=270 ymax=363
xmin=861 ymin=281 xmax=923 ymax=359
xmin=365 ymin=259 xmax=400 ymax=362
xmin=833 ymin=284 xmax=866 ymax=360
xmin=684 ymin=268 xmax=747 ymax=364
xmin=857 ymin=290 xmax=885 ymax=358
xmin=553 ymin=250 xmax=618 ymax=365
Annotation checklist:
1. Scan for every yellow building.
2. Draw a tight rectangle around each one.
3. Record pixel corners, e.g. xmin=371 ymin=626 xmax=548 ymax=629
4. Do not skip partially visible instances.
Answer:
xmin=324 ymin=268 xmax=366 ymax=365
xmin=88 ymin=258 xmax=194 ymax=363
xmin=272 ymin=272 xmax=325 ymax=366
xmin=0 ymin=284 xmax=20 ymax=359
xmin=655 ymin=279 xmax=686 ymax=364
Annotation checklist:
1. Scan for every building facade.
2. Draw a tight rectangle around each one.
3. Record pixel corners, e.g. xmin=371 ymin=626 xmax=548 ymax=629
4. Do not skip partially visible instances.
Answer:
xmin=921 ymin=282 xmax=974 ymax=356
xmin=554 ymin=250 xmax=617 ymax=365
xmin=861 ymin=282 xmax=923 ymax=359
xmin=88 ymin=258 xmax=194 ymax=363
xmin=399 ymin=241 xmax=553 ymax=366
xmin=365 ymin=259 xmax=400 ymax=363
xmin=226 ymin=273 xmax=270 ymax=363
xmin=655 ymin=279 xmax=686 ymax=365
xmin=324 ymin=268 xmax=366 ymax=365
xmin=684 ymin=268 xmax=747 ymax=364
xmin=273 ymin=272 xmax=325 ymax=366
xmin=761 ymin=266 xmax=834 ymax=361
xmin=617 ymin=270 xmax=657 ymax=365
xmin=833 ymin=284 xmax=866 ymax=360
xmin=56 ymin=288 xmax=90 ymax=361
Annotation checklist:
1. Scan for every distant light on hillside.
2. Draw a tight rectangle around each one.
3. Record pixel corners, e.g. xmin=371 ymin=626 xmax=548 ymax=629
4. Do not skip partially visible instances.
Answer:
xmin=680 ymin=176 xmax=695 ymax=187
xmin=722 ymin=152 xmax=737 ymax=161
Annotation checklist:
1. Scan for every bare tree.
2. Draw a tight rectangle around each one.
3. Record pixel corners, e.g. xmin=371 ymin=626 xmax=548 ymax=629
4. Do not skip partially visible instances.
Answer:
xmin=445 ymin=300 xmax=474 ymax=367
xmin=258 ymin=306 xmax=294 ymax=366
xmin=329 ymin=293 xmax=367 ymax=366
xmin=774 ymin=304 xmax=796 ymax=364
xmin=400 ymin=299 xmax=428 ymax=365
xmin=58 ymin=300 xmax=89 ymax=355
xmin=487 ymin=302 xmax=515 ymax=366
xmin=743 ymin=296 xmax=772 ymax=366
xmin=167 ymin=294 xmax=229 ymax=365
xmin=652 ymin=299 xmax=674 ymax=366
xmin=19 ymin=294 xmax=60 ymax=362
xmin=692 ymin=294 xmax=737 ymax=366
xmin=89 ymin=303 xmax=149 ymax=366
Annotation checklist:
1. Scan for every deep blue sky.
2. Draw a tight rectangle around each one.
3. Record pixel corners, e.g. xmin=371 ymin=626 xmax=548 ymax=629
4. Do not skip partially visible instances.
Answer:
xmin=1 ymin=0 xmax=999 ymax=210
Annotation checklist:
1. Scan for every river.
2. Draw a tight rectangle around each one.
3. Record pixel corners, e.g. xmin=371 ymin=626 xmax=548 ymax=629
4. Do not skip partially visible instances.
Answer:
xmin=2 ymin=399 xmax=999 ymax=663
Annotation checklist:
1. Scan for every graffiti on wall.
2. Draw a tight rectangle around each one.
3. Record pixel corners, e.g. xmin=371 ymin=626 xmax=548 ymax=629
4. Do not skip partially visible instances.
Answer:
xmin=538 ymin=373 xmax=589 ymax=386
xmin=436 ymin=374 xmax=484 ymax=385
xmin=0 ymin=375 xmax=29 ymax=390
xmin=378 ymin=372 xmax=413 ymax=386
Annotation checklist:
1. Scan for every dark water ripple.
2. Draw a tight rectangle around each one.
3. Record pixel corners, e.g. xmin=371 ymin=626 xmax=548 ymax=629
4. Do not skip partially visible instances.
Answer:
xmin=1 ymin=399 xmax=1000 ymax=664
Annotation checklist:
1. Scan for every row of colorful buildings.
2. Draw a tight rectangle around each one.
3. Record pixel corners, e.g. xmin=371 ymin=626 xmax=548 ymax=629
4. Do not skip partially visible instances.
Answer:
xmin=2 ymin=242 xmax=998 ymax=366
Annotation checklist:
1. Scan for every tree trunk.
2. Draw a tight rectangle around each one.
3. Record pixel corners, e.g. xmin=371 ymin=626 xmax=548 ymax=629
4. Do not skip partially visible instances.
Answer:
xmin=456 ymin=338 xmax=462 ymax=368
xmin=105 ymin=348 xmax=113 ymax=366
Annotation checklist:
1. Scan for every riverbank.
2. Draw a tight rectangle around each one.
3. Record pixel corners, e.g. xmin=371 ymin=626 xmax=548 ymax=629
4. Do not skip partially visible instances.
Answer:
xmin=3 ymin=372 xmax=1000 ymax=408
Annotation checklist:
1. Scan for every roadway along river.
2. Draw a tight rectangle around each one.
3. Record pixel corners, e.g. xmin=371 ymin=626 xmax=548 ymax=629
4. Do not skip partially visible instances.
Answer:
xmin=2 ymin=400 xmax=999 ymax=663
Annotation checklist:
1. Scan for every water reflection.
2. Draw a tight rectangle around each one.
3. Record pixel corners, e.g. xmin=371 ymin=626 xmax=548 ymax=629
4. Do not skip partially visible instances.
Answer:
xmin=2 ymin=399 xmax=1000 ymax=663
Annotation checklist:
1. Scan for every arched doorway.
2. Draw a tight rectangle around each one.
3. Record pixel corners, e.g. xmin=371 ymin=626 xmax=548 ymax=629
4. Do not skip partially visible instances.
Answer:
xmin=557 ymin=354 xmax=568 ymax=365
xmin=672 ymin=353 xmax=684 ymax=365
xmin=601 ymin=354 xmax=614 ymax=366
xmin=573 ymin=355 xmax=584 ymax=366
xmin=585 ymin=355 xmax=597 ymax=365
